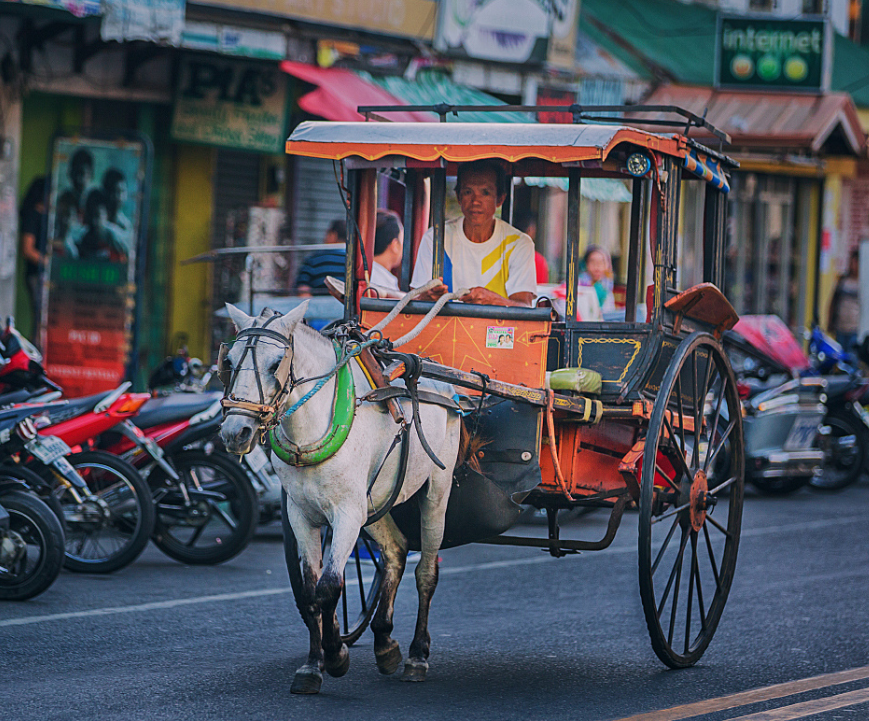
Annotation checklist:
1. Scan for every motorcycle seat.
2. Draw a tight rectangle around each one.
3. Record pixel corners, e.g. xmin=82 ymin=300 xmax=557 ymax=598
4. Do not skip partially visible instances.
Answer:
xmin=41 ymin=391 xmax=114 ymax=424
xmin=132 ymin=392 xmax=222 ymax=429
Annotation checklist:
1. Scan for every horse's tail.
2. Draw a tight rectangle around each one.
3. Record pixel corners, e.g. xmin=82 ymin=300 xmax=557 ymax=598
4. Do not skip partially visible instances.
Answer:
xmin=457 ymin=417 xmax=488 ymax=474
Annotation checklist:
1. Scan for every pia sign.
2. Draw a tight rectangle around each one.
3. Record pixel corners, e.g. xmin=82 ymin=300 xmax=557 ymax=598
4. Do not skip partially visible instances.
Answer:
xmin=715 ymin=15 xmax=831 ymax=92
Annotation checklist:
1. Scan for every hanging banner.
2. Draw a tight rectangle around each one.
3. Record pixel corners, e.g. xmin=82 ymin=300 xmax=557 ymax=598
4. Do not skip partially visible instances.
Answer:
xmin=435 ymin=0 xmax=550 ymax=64
xmin=101 ymin=0 xmax=186 ymax=44
xmin=171 ymin=56 xmax=288 ymax=154
xmin=41 ymin=136 xmax=150 ymax=397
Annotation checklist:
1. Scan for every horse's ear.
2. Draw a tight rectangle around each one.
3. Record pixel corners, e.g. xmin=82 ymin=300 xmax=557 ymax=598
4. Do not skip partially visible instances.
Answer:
xmin=274 ymin=299 xmax=309 ymax=338
xmin=226 ymin=303 xmax=255 ymax=332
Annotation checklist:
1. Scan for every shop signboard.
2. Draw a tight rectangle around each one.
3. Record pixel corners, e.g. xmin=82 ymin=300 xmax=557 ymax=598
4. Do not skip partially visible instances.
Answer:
xmin=546 ymin=0 xmax=581 ymax=70
xmin=715 ymin=14 xmax=831 ymax=91
xmin=195 ymin=0 xmax=436 ymax=41
xmin=41 ymin=136 xmax=150 ymax=397
xmin=171 ymin=57 xmax=288 ymax=154
xmin=1 ymin=0 xmax=100 ymax=17
xmin=435 ymin=0 xmax=551 ymax=64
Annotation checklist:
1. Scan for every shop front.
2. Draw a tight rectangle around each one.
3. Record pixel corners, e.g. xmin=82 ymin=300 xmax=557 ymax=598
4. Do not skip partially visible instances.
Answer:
xmin=644 ymin=85 xmax=866 ymax=332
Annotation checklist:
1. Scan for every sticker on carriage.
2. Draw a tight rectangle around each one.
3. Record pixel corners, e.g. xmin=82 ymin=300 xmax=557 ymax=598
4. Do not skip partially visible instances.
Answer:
xmin=783 ymin=415 xmax=823 ymax=450
xmin=486 ymin=326 xmax=515 ymax=349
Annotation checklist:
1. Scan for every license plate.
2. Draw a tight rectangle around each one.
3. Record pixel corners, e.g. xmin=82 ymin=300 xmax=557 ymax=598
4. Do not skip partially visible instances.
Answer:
xmin=854 ymin=404 xmax=869 ymax=430
xmin=245 ymin=445 xmax=271 ymax=474
xmin=784 ymin=415 xmax=822 ymax=451
xmin=27 ymin=435 xmax=72 ymax=464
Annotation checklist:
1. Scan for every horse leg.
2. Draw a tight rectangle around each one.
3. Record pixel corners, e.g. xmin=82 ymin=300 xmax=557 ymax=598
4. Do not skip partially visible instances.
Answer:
xmin=288 ymin=520 xmax=326 ymax=695
xmin=318 ymin=519 xmax=361 ymax=679
xmin=402 ymin=464 xmax=453 ymax=683
xmin=364 ymin=514 xmax=408 ymax=675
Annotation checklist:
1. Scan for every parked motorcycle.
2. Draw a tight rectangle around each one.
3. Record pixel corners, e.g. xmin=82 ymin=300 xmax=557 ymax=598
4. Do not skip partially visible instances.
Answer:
xmin=2 ymin=327 xmax=157 ymax=573
xmin=0 ymin=408 xmax=65 ymax=600
xmin=726 ymin=316 xmax=869 ymax=492
xmin=723 ymin=316 xmax=827 ymax=495
xmin=100 ymin=392 xmax=258 ymax=564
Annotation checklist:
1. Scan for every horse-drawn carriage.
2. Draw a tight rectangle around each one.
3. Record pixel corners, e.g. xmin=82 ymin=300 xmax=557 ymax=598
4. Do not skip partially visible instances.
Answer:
xmin=219 ymin=104 xmax=745 ymax=692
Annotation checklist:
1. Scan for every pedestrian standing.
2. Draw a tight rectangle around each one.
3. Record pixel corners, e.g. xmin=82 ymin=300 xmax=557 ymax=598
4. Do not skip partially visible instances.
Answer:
xmin=829 ymin=249 xmax=861 ymax=353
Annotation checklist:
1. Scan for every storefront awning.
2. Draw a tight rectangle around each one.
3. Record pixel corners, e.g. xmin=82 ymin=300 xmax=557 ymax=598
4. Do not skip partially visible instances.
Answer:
xmin=641 ymin=86 xmax=866 ymax=156
xmin=280 ymin=61 xmax=435 ymax=123
xmin=357 ymin=69 xmax=534 ymax=124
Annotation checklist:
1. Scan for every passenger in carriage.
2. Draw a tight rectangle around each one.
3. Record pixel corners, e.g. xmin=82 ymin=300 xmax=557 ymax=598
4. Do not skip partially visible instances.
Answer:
xmin=368 ymin=209 xmax=403 ymax=295
xmin=410 ymin=160 xmax=536 ymax=307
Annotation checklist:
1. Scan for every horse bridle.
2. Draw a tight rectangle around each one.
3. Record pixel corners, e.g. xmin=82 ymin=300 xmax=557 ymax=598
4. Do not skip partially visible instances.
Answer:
xmin=219 ymin=314 xmax=295 ymax=428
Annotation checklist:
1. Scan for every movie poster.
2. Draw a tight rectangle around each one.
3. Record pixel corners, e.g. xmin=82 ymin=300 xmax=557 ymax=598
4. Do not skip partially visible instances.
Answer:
xmin=41 ymin=137 xmax=149 ymax=397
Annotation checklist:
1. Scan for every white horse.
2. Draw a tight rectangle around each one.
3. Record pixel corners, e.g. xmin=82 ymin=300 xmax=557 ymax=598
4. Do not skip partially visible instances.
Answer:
xmin=219 ymin=302 xmax=462 ymax=694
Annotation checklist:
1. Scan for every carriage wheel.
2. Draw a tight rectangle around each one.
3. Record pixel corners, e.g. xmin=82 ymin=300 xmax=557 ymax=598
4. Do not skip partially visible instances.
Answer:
xmin=638 ymin=332 xmax=744 ymax=668
xmin=281 ymin=491 xmax=383 ymax=646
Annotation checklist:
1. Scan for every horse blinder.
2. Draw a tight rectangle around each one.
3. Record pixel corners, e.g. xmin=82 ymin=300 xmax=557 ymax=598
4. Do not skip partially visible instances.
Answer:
xmin=217 ymin=343 xmax=232 ymax=389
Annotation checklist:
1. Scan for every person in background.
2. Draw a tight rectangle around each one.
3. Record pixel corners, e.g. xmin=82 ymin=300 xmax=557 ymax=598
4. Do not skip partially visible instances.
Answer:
xmin=829 ymin=249 xmax=861 ymax=353
xmin=19 ymin=177 xmax=48 ymax=334
xmin=295 ymin=219 xmax=347 ymax=297
xmin=580 ymin=245 xmax=616 ymax=313
xmin=369 ymin=210 xmax=403 ymax=294
xmin=411 ymin=159 xmax=535 ymax=307
xmin=513 ymin=210 xmax=549 ymax=284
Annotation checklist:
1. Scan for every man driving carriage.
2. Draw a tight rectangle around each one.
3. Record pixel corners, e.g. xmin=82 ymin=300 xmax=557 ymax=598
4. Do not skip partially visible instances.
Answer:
xmin=410 ymin=160 xmax=536 ymax=307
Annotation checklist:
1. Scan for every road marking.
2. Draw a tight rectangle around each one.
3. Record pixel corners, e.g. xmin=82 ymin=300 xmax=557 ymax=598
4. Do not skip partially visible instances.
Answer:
xmin=611 ymin=666 xmax=869 ymax=721
xmin=725 ymin=686 xmax=869 ymax=720
xmin=0 ymin=513 xmax=863 ymax=630
xmin=0 ymin=554 xmax=563 ymax=628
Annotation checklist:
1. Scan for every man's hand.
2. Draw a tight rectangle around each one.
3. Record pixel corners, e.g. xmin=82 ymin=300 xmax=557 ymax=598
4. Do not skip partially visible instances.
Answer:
xmin=460 ymin=287 xmax=533 ymax=307
xmin=413 ymin=280 xmax=449 ymax=302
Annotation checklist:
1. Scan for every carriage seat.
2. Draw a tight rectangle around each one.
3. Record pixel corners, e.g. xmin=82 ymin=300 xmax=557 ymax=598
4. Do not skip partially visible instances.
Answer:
xmin=546 ymin=367 xmax=602 ymax=395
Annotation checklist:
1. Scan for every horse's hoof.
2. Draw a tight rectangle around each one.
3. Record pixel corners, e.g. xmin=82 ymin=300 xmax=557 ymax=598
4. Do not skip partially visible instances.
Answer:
xmin=401 ymin=660 xmax=428 ymax=682
xmin=325 ymin=643 xmax=350 ymax=678
xmin=290 ymin=668 xmax=323 ymax=695
xmin=375 ymin=642 xmax=402 ymax=675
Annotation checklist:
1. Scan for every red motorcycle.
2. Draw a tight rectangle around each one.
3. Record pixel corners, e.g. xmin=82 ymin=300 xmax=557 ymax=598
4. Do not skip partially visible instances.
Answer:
xmin=99 ymin=391 xmax=258 ymax=565
xmin=2 ymin=322 xmax=156 ymax=574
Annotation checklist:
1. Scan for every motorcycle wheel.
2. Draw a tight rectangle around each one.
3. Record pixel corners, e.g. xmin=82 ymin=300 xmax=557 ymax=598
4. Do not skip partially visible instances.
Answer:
xmin=148 ymin=449 xmax=257 ymax=565
xmin=56 ymin=451 xmax=155 ymax=574
xmin=0 ymin=464 xmax=65 ymax=529
xmin=810 ymin=410 xmax=867 ymax=491
xmin=0 ymin=490 xmax=65 ymax=600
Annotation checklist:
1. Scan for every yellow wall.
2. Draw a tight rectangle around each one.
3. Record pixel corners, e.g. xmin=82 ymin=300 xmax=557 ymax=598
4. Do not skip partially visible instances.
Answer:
xmin=805 ymin=184 xmax=820 ymax=331
xmin=170 ymin=145 xmax=215 ymax=359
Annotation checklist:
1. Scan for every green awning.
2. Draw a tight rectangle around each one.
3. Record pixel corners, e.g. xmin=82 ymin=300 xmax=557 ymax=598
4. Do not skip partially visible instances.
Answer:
xmin=356 ymin=69 xmax=534 ymax=123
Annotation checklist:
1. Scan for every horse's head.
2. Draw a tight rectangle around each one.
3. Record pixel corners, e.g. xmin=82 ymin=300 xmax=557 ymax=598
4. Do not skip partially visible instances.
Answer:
xmin=218 ymin=301 xmax=308 ymax=455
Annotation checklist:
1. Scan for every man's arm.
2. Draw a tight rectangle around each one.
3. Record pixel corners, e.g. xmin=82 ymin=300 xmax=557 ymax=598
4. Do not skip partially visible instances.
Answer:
xmin=458 ymin=287 xmax=533 ymax=307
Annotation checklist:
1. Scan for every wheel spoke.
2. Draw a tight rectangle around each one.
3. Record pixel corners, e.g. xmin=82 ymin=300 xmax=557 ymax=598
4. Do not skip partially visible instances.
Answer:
xmin=667 ymin=532 xmax=687 ymax=647
xmin=209 ymin=500 xmax=239 ymax=531
xmin=676 ymin=373 xmax=688 ymax=463
xmin=703 ymin=524 xmax=722 ymax=591
xmin=708 ymin=477 xmax=737 ymax=496
xmin=651 ymin=500 xmax=691 ymax=524
xmin=355 ymin=548 xmax=366 ymax=605
xmin=685 ymin=531 xmax=696 ymax=653
xmin=692 ymin=533 xmax=707 ymax=631
xmin=692 ymin=351 xmax=700 ymax=470
xmin=657 ymin=525 xmax=689 ymax=619
xmin=652 ymin=516 xmax=680 ymax=575
xmin=704 ymin=386 xmax=727 ymax=473
xmin=705 ymin=420 xmax=736 ymax=471
xmin=655 ymin=463 xmax=680 ymax=492
xmin=663 ymin=415 xmax=692 ymax=481
xmin=705 ymin=512 xmax=732 ymax=538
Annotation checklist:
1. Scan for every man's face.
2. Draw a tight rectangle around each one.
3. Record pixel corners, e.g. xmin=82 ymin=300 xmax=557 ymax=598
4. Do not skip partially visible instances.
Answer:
xmin=71 ymin=163 xmax=92 ymax=194
xmin=457 ymin=169 xmax=503 ymax=226
xmin=109 ymin=180 xmax=127 ymax=208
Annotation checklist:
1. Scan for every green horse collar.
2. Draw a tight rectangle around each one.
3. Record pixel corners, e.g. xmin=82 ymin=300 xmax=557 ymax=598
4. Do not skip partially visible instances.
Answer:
xmin=269 ymin=343 xmax=356 ymax=467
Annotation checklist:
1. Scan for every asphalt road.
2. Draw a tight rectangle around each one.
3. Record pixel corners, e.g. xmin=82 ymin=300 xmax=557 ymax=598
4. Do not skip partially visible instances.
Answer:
xmin=3 ymin=477 xmax=868 ymax=721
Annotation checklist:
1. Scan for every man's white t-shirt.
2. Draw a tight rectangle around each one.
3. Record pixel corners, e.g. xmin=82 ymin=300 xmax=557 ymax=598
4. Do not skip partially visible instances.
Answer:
xmin=369 ymin=260 xmax=399 ymax=291
xmin=411 ymin=218 xmax=536 ymax=299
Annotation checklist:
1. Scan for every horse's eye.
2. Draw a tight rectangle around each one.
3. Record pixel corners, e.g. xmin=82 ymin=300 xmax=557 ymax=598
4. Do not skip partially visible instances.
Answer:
xmin=269 ymin=360 xmax=281 ymax=372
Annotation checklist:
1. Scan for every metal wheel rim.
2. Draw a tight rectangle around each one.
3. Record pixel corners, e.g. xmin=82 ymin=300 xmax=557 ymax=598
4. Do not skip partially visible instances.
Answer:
xmin=639 ymin=332 xmax=745 ymax=668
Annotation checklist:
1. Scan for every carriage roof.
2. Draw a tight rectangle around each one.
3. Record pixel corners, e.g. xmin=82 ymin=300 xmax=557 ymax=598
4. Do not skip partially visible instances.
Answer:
xmin=285 ymin=120 xmax=733 ymax=169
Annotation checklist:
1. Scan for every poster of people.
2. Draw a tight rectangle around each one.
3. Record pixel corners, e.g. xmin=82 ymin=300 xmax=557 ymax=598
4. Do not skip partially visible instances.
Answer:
xmin=40 ymin=136 xmax=149 ymax=397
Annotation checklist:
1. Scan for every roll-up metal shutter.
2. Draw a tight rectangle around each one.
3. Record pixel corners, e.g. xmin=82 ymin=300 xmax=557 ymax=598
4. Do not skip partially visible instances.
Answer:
xmin=293 ymin=156 xmax=348 ymax=245
xmin=212 ymin=149 xmax=261 ymax=249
